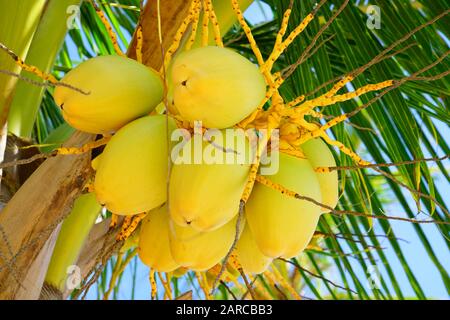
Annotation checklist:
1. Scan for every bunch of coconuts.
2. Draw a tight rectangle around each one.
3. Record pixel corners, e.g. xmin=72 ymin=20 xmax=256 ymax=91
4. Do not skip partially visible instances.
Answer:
xmin=54 ymin=46 xmax=338 ymax=275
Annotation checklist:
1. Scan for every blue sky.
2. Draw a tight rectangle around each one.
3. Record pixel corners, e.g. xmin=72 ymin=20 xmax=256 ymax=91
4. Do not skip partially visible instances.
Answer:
xmin=81 ymin=1 xmax=449 ymax=299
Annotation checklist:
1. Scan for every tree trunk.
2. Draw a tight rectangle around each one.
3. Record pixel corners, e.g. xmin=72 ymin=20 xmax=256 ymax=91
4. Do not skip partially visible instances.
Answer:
xmin=0 ymin=131 xmax=94 ymax=299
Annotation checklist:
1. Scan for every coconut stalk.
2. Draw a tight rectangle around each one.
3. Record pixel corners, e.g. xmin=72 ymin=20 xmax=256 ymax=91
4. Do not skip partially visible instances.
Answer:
xmin=7 ymin=0 xmax=82 ymax=138
xmin=41 ymin=193 xmax=101 ymax=299
xmin=191 ymin=0 xmax=255 ymax=47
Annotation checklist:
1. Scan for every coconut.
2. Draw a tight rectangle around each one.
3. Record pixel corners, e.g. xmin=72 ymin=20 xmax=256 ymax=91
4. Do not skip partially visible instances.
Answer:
xmin=169 ymin=129 xmax=252 ymax=231
xmin=94 ymin=115 xmax=176 ymax=215
xmin=54 ymin=55 xmax=163 ymax=134
xmin=138 ymin=205 xmax=179 ymax=272
xmin=169 ymin=214 xmax=243 ymax=271
xmin=245 ymin=152 xmax=322 ymax=258
xmin=301 ymin=138 xmax=339 ymax=212
xmin=235 ymin=224 xmax=272 ymax=274
xmin=170 ymin=46 xmax=266 ymax=128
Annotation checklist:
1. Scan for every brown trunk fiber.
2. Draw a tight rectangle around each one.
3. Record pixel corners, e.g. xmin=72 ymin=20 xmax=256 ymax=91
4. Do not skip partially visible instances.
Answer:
xmin=127 ymin=0 xmax=193 ymax=69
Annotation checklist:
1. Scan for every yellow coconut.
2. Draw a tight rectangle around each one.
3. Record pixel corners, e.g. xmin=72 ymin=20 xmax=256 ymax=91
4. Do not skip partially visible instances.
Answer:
xmin=54 ymin=55 xmax=163 ymax=134
xmin=169 ymin=214 xmax=243 ymax=271
xmin=138 ymin=206 xmax=179 ymax=272
xmin=236 ymin=224 xmax=272 ymax=274
xmin=94 ymin=115 xmax=176 ymax=215
xmin=246 ymin=152 xmax=322 ymax=259
xmin=301 ymin=138 xmax=339 ymax=212
xmin=171 ymin=46 xmax=266 ymax=128
xmin=169 ymin=129 xmax=252 ymax=231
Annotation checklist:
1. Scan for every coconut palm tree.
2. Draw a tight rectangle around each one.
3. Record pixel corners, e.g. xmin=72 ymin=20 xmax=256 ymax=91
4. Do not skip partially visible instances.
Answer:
xmin=0 ymin=0 xmax=448 ymax=300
